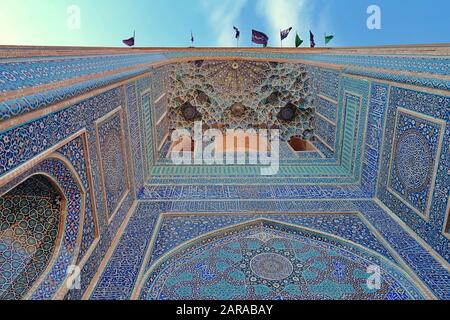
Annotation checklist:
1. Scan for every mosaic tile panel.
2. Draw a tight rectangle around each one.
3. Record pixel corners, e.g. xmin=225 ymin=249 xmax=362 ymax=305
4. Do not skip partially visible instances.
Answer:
xmin=354 ymin=201 xmax=450 ymax=299
xmin=153 ymin=94 xmax=168 ymax=124
xmin=139 ymin=220 xmax=424 ymax=300
xmin=308 ymin=67 xmax=340 ymax=101
xmin=0 ymin=53 xmax=165 ymax=93
xmin=89 ymin=202 xmax=165 ymax=300
xmin=341 ymin=93 xmax=362 ymax=172
xmin=57 ymin=135 xmax=99 ymax=262
xmin=316 ymin=97 xmax=337 ymax=123
xmin=64 ymin=192 xmax=134 ymax=300
xmin=0 ymin=175 xmax=62 ymax=300
xmin=378 ymin=86 xmax=450 ymax=264
xmin=125 ymin=82 xmax=145 ymax=193
xmin=147 ymin=213 xmax=396 ymax=268
xmin=86 ymin=199 xmax=450 ymax=300
xmin=0 ymin=81 xmax=143 ymax=300
xmin=167 ymin=60 xmax=316 ymax=141
xmin=141 ymin=93 xmax=157 ymax=170
xmin=150 ymin=65 xmax=171 ymax=103
xmin=1 ymin=76 xmax=139 ymax=300
xmin=0 ymin=157 xmax=84 ymax=300
xmin=165 ymin=51 xmax=450 ymax=77
xmin=388 ymin=111 xmax=443 ymax=215
xmin=88 ymin=204 xmax=396 ymax=300
xmin=337 ymin=77 xmax=370 ymax=178
xmin=96 ymin=110 xmax=129 ymax=221
xmin=1 ymin=68 xmax=149 ymax=121
xmin=167 ymin=200 xmax=450 ymax=299
xmin=360 ymin=83 xmax=389 ymax=195
xmin=140 ymin=184 xmax=369 ymax=201
xmin=0 ymin=88 xmax=123 ymax=176
xmin=315 ymin=116 xmax=336 ymax=149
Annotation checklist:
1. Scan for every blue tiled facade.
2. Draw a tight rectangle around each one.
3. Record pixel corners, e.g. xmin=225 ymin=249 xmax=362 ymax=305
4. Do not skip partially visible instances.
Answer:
xmin=0 ymin=47 xmax=449 ymax=300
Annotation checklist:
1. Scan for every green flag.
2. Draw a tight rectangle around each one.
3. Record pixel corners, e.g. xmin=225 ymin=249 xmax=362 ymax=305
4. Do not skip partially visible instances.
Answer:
xmin=325 ymin=34 xmax=334 ymax=45
xmin=295 ymin=33 xmax=303 ymax=48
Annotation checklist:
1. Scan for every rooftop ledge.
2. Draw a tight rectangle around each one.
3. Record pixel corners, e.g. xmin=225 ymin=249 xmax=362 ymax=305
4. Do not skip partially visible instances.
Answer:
xmin=1 ymin=44 xmax=448 ymax=124
xmin=1 ymin=43 xmax=450 ymax=59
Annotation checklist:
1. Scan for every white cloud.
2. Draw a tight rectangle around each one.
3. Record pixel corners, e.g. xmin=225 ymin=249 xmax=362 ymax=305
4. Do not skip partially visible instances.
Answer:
xmin=201 ymin=0 xmax=248 ymax=47
xmin=256 ymin=0 xmax=313 ymax=47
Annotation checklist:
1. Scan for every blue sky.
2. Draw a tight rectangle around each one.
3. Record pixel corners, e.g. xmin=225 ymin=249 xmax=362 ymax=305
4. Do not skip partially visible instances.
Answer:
xmin=0 ymin=0 xmax=449 ymax=47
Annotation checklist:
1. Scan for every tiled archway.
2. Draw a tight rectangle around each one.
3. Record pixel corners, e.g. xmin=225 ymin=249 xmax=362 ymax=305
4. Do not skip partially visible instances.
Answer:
xmin=137 ymin=220 xmax=427 ymax=300
xmin=0 ymin=156 xmax=85 ymax=300
xmin=0 ymin=174 xmax=65 ymax=299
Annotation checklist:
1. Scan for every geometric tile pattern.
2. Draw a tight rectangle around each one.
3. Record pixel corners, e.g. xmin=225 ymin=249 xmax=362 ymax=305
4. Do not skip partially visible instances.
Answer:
xmin=167 ymin=60 xmax=316 ymax=141
xmin=2 ymin=49 xmax=448 ymax=122
xmin=89 ymin=204 xmax=406 ymax=300
xmin=388 ymin=110 xmax=443 ymax=216
xmin=143 ymin=72 xmax=371 ymax=185
xmin=166 ymin=51 xmax=449 ymax=90
xmin=0 ymin=84 xmax=141 ymax=300
xmin=87 ymin=199 xmax=450 ymax=300
xmin=0 ymin=157 xmax=84 ymax=300
xmin=146 ymin=213 xmax=396 ymax=268
xmin=316 ymin=97 xmax=338 ymax=123
xmin=0 ymin=53 xmax=168 ymax=121
xmin=0 ymin=175 xmax=62 ymax=300
xmin=315 ymin=115 xmax=336 ymax=149
xmin=1 ymin=47 xmax=450 ymax=301
xmin=57 ymin=135 xmax=99 ymax=262
xmin=308 ymin=67 xmax=340 ymax=101
xmin=96 ymin=109 xmax=129 ymax=222
xmin=138 ymin=220 xmax=425 ymax=300
xmin=0 ymin=88 xmax=123 ymax=177
xmin=27 ymin=158 xmax=84 ymax=300
xmin=378 ymin=86 xmax=450 ymax=265
xmin=125 ymin=82 xmax=145 ymax=193
xmin=360 ymin=83 xmax=389 ymax=196
xmin=88 ymin=202 xmax=161 ymax=300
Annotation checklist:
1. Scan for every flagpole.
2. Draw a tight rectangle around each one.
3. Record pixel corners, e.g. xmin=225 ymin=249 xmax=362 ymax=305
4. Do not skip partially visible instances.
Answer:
xmin=280 ymin=29 xmax=283 ymax=48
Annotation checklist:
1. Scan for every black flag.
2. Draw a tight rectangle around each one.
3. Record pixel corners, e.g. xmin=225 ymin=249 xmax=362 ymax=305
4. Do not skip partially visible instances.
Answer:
xmin=233 ymin=26 xmax=240 ymax=39
xmin=309 ymin=30 xmax=316 ymax=48
xmin=280 ymin=27 xmax=292 ymax=41
xmin=122 ymin=31 xmax=135 ymax=47
xmin=310 ymin=30 xmax=316 ymax=48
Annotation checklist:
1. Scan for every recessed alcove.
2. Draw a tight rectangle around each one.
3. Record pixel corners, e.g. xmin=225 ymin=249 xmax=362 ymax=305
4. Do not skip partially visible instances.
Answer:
xmin=288 ymin=136 xmax=316 ymax=152
xmin=0 ymin=175 xmax=64 ymax=300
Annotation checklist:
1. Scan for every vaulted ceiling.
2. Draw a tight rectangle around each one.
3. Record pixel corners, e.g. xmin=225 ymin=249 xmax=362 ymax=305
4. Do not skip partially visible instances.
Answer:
xmin=167 ymin=60 xmax=316 ymax=141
